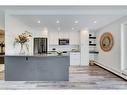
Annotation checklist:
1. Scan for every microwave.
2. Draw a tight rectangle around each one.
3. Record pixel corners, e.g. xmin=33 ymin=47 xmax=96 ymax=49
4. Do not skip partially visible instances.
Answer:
xmin=59 ymin=39 xmax=69 ymax=45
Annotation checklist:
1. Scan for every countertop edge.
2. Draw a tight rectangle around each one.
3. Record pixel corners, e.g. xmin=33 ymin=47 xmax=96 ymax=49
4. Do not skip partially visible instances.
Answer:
xmin=5 ymin=54 xmax=70 ymax=57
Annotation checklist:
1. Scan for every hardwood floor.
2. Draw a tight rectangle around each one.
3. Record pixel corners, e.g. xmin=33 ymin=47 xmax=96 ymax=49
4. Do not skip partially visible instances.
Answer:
xmin=0 ymin=65 xmax=127 ymax=89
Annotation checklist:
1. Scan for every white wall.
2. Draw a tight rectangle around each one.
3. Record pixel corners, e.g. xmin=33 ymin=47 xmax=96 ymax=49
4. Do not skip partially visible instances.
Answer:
xmin=5 ymin=15 xmax=35 ymax=55
xmin=96 ymin=16 xmax=127 ymax=72
xmin=0 ymin=15 xmax=5 ymax=30
xmin=80 ymin=29 xmax=89 ymax=66
xmin=121 ymin=24 xmax=127 ymax=70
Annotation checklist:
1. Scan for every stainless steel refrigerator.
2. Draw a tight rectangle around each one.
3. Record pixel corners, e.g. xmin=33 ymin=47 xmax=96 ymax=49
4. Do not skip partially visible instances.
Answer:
xmin=34 ymin=38 xmax=47 ymax=54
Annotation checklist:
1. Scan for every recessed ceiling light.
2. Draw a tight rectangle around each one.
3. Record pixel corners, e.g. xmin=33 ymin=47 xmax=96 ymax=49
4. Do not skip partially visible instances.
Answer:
xmin=72 ymin=27 xmax=74 ymax=30
xmin=93 ymin=21 xmax=97 ymax=23
xmin=74 ymin=20 xmax=79 ymax=24
xmin=37 ymin=20 xmax=41 ymax=23
xmin=56 ymin=20 xmax=60 ymax=24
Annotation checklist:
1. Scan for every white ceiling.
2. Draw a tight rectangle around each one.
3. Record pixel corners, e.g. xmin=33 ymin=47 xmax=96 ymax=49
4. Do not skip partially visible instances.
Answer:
xmin=14 ymin=15 xmax=124 ymax=32
xmin=1 ymin=6 xmax=127 ymax=31
xmin=1 ymin=6 xmax=127 ymax=15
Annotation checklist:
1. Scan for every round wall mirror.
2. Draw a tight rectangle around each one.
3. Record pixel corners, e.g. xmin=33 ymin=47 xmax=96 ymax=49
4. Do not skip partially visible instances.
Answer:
xmin=100 ymin=32 xmax=113 ymax=52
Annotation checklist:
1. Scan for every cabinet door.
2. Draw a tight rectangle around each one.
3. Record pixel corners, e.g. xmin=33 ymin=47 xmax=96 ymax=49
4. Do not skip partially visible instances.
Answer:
xmin=59 ymin=31 xmax=69 ymax=38
xmin=5 ymin=56 xmax=70 ymax=81
xmin=48 ymin=31 xmax=58 ymax=45
xmin=5 ymin=56 xmax=38 ymax=81
xmin=70 ymin=31 xmax=79 ymax=45
xmin=70 ymin=53 xmax=80 ymax=65
xmin=30 ymin=56 xmax=69 ymax=81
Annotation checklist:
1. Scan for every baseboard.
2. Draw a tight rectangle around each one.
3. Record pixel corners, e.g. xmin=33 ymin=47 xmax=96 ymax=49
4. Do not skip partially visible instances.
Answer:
xmin=94 ymin=61 xmax=127 ymax=80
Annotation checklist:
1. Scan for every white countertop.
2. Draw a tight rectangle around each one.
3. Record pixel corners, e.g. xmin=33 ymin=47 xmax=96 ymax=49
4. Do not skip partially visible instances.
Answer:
xmin=5 ymin=51 xmax=80 ymax=57
xmin=5 ymin=53 xmax=69 ymax=57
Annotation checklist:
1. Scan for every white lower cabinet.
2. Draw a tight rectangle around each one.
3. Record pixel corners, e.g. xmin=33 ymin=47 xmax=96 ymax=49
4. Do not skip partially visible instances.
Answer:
xmin=70 ymin=52 xmax=80 ymax=66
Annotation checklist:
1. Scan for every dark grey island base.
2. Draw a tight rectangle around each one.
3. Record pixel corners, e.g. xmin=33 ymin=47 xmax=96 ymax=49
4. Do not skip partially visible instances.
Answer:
xmin=5 ymin=55 xmax=70 ymax=81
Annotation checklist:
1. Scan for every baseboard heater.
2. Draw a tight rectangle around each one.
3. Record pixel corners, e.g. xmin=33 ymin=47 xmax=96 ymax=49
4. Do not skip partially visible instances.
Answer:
xmin=94 ymin=61 xmax=127 ymax=81
xmin=122 ymin=73 xmax=127 ymax=76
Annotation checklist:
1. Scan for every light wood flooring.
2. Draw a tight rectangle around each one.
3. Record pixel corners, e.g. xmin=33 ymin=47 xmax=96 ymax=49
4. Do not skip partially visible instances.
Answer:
xmin=0 ymin=64 xmax=127 ymax=89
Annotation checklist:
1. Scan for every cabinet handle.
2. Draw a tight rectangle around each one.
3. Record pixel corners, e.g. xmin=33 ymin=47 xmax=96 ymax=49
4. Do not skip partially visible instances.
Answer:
xmin=26 ymin=57 xmax=28 ymax=61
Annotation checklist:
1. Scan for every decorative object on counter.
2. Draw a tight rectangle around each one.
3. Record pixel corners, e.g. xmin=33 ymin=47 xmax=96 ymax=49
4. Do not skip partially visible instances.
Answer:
xmin=52 ymin=48 xmax=56 ymax=52
xmin=56 ymin=51 xmax=63 ymax=55
xmin=71 ymin=49 xmax=79 ymax=52
xmin=62 ymin=51 xmax=67 ymax=53
xmin=0 ymin=41 xmax=5 ymax=53
xmin=14 ymin=31 xmax=32 ymax=54
xmin=100 ymin=32 xmax=113 ymax=52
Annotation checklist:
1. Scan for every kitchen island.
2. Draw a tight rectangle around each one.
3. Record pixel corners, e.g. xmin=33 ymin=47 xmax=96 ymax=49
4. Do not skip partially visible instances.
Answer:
xmin=5 ymin=54 xmax=70 ymax=81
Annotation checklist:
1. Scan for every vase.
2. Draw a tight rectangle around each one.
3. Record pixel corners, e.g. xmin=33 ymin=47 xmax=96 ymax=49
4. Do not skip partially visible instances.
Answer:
xmin=19 ymin=43 xmax=25 ymax=54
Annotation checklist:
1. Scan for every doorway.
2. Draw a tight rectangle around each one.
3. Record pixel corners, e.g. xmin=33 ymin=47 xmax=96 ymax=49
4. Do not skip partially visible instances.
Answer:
xmin=0 ymin=29 xmax=5 ymax=80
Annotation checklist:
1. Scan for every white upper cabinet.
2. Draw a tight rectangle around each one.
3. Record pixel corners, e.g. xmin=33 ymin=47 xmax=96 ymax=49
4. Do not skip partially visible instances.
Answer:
xmin=48 ymin=30 xmax=80 ymax=45
xmin=41 ymin=28 xmax=48 ymax=38
xmin=59 ymin=31 xmax=69 ymax=38
xmin=48 ymin=30 xmax=58 ymax=45
xmin=34 ymin=28 xmax=48 ymax=38
xmin=70 ymin=31 xmax=80 ymax=45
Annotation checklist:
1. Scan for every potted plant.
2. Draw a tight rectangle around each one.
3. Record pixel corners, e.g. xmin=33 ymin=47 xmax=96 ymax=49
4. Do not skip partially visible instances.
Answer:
xmin=56 ymin=51 xmax=63 ymax=55
xmin=14 ymin=31 xmax=32 ymax=54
